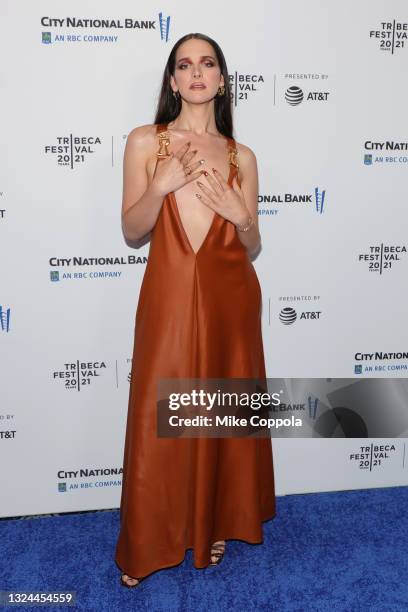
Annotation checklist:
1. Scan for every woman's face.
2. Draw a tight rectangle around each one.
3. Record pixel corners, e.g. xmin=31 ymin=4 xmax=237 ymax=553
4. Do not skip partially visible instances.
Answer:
xmin=170 ymin=38 xmax=224 ymax=103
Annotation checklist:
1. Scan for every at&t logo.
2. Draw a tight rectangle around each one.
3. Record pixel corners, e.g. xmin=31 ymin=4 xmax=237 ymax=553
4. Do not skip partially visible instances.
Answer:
xmin=279 ymin=307 xmax=321 ymax=325
xmin=285 ymin=85 xmax=329 ymax=105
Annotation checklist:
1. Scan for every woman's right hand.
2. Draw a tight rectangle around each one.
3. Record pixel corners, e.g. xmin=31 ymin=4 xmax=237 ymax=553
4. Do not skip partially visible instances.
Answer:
xmin=150 ymin=141 xmax=205 ymax=197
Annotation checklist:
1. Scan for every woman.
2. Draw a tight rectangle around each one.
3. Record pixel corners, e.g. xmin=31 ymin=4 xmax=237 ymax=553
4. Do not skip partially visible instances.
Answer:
xmin=115 ymin=32 xmax=276 ymax=587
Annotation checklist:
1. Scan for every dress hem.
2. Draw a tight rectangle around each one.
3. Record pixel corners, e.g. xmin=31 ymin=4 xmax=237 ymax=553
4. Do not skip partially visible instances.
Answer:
xmin=115 ymin=510 xmax=277 ymax=580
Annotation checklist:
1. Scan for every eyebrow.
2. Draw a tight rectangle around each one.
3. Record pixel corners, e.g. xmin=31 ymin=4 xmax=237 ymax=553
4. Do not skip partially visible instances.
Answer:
xmin=176 ymin=55 xmax=216 ymax=63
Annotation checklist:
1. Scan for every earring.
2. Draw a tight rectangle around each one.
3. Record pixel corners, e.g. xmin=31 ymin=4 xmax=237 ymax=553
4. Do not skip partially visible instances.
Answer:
xmin=172 ymin=90 xmax=180 ymax=100
xmin=217 ymin=85 xmax=225 ymax=96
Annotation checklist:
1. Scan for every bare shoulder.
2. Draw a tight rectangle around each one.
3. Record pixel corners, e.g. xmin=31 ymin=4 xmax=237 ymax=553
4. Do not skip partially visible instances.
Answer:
xmin=124 ymin=124 xmax=161 ymax=181
xmin=234 ymin=141 xmax=258 ymax=182
xmin=235 ymin=141 xmax=257 ymax=162
xmin=125 ymin=123 xmax=158 ymax=151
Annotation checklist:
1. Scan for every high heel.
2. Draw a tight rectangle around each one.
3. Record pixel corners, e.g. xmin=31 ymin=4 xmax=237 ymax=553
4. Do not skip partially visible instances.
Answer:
xmin=209 ymin=541 xmax=226 ymax=566
xmin=120 ymin=573 xmax=143 ymax=588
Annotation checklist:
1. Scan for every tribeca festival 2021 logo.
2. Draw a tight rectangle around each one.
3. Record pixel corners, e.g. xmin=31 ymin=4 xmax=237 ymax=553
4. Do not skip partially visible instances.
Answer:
xmin=44 ymin=134 xmax=102 ymax=168
xmin=49 ymin=254 xmax=147 ymax=283
xmin=349 ymin=443 xmax=398 ymax=470
xmin=283 ymin=73 xmax=330 ymax=106
xmin=0 ymin=305 xmax=11 ymax=332
xmin=258 ymin=187 xmax=326 ymax=217
xmin=357 ymin=243 xmax=407 ymax=274
xmin=369 ymin=20 xmax=407 ymax=54
xmin=53 ymin=357 xmax=134 ymax=392
xmin=363 ymin=140 xmax=408 ymax=166
xmin=52 ymin=360 xmax=108 ymax=391
xmin=41 ymin=11 xmax=170 ymax=45
xmin=228 ymin=71 xmax=265 ymax=106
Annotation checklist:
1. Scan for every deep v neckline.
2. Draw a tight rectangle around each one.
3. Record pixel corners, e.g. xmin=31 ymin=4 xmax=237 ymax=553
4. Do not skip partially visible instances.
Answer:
xmin=172 ymin=164 xmax=233 ymax=257
xmin=162 ymin=124 xmax=235 ymax=257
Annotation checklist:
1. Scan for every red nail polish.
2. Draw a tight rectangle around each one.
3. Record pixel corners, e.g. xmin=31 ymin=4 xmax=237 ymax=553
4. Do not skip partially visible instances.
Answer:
xmin=203 ymin=170 xmax=209 ymax=176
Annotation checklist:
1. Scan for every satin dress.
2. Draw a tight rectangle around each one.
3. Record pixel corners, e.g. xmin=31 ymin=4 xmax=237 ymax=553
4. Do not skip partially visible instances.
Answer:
xmin=115 ymin=122 xmax=276 ymax=579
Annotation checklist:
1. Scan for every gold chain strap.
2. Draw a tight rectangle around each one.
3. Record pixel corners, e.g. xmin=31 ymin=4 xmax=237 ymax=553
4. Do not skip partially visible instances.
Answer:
xmin=228 ymin=145 xmax=239 ymax=168
xmin=157 ymin=129 xmax=239 ymax=170
xmin=157 ymin=130 xmax=171 ymax=157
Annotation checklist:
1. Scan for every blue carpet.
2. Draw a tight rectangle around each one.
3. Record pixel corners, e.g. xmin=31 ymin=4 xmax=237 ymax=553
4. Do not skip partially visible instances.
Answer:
xmin=1 ymin=486 xmax=408 ymax=611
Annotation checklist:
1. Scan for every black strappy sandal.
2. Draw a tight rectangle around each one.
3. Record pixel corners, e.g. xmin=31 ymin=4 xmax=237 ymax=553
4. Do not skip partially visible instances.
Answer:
xmin=209 ymin=541 xmax=226 ymax=566
xmin=120 ymin=573 xmax=143 ymax=588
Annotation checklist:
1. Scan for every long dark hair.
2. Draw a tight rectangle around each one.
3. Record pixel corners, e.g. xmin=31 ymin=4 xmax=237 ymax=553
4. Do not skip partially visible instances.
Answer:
xmin=153 ymin=33 xmax=233 ymax=138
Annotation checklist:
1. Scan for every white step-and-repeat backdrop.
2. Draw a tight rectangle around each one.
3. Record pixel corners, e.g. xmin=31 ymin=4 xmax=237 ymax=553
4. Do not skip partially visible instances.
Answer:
xmin=1 ymin=0 xmax=407 ymax=517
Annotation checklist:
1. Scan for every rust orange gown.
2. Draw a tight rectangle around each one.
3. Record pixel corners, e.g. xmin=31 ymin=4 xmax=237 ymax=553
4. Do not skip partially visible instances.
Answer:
xmin=115 ymin=122 xmax=276 ymax=579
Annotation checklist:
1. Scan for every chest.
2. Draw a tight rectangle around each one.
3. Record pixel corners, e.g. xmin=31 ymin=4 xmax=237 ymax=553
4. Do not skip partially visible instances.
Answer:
xmin=147 ymin=137 xmax=232 ymax=194
xmin=147 ymin=137 xmax=234 ymax=252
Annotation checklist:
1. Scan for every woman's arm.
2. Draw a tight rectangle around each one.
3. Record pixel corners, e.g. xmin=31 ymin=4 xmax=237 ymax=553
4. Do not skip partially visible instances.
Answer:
xmin=121 ymin=125 xmax=165 ymax=241
xmin=234 ymin=144 xmax=261 ymax=258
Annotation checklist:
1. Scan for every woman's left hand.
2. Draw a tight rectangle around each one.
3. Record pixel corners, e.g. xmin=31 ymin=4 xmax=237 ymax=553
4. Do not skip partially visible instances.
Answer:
xmin=195 ymin=168 xmax=251 ymax=226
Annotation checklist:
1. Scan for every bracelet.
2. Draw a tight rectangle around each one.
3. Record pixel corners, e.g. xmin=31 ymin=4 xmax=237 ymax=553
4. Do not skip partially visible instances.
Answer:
xmin=235 ymin=215 xmax=253 ymax=232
